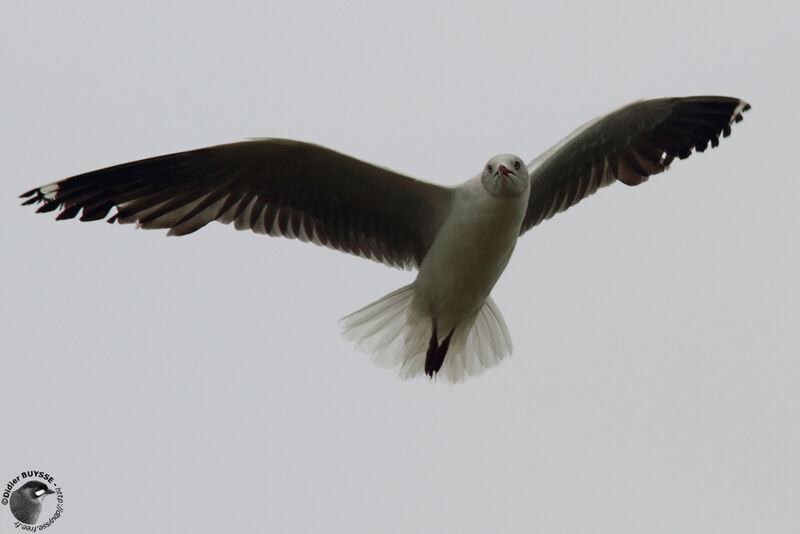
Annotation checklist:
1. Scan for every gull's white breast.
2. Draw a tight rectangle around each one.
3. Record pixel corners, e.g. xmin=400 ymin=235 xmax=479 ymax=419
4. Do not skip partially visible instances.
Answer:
xmin=410 ymin=175 xmax=530 ymax=333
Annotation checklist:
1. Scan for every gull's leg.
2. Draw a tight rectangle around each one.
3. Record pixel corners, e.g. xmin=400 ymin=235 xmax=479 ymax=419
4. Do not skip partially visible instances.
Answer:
xmin=425 ymin=318 xmax=456 ymax=378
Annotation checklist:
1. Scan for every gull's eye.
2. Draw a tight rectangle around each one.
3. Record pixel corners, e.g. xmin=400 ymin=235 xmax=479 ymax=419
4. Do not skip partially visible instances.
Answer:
xmin=487 ymin=164 xmax=493 ymax=172
xmin=514 ymin=160 xmax=521 ymax=170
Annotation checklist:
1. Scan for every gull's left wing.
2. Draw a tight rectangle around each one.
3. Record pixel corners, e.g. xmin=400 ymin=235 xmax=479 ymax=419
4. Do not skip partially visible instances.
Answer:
xmin=520 ymin=96 xmax=750 ymax=234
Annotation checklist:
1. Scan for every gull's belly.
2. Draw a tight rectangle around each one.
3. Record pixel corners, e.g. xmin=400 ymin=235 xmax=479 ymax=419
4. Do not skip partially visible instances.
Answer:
xmin=412 ymin=185 xmax=528 ymax=327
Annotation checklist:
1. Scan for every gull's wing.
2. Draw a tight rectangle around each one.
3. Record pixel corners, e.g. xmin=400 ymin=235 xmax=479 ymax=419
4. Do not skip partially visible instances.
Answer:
xmin=21 ymin=139 xmax=452 ymax=270
xmin=520 ymin=96 xmax=750 ymax=234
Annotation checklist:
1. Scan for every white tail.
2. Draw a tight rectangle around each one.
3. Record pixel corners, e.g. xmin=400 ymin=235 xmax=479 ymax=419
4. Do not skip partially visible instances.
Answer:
xmin=340 ymin=285 xmax=513 ymax=383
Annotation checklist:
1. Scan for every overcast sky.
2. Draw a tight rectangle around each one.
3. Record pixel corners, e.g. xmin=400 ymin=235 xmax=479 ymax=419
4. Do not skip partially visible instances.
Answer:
xmin=2 ymin=1 xmax=798 ymax=533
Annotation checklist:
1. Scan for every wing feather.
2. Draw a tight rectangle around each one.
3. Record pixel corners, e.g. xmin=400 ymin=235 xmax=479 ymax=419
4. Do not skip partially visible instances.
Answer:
xmin=21 ymin=139 xmax=452 ymax=269
xmin=520 ymin=96 xmax=750 ymax=233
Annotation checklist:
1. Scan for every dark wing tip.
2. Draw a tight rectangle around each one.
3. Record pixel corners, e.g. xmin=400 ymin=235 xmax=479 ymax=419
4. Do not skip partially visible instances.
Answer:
xmin=734 ymin=102 xmax=751 ymax=122
xmin=731 ymin=99 xmax=751 ymax=123
xmin=20 ymin=183 xmax=74 ymax=219
xmin=35 ymin=201 xmax=61 ymax=214
xmin=652 ymin=96 xmax=750 ymax=163
xmin=55 ymin=205 xmax=82 ymax=220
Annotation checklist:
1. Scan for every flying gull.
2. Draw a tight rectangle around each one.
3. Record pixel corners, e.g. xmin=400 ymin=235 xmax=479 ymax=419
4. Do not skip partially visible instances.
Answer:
xmin=21 ymin=96 xmax=750 ymax=382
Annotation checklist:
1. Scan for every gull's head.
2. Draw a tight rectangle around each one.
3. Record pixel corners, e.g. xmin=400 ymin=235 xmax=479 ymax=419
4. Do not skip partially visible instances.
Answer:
xmin=481 ymin=154 xmax=529 ymax=198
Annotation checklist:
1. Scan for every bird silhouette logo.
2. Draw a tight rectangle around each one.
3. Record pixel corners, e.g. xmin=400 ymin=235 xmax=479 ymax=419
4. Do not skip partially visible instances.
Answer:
xmin=2 ymin=472 xmax=64 ymax=529
xmin=9 ymin=481 xmax=55 ymax=525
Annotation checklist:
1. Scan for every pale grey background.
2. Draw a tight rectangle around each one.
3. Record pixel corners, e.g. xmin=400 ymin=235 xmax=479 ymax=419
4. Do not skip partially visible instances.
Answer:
xmin=2 ymin=1 xmax=798 ymax=532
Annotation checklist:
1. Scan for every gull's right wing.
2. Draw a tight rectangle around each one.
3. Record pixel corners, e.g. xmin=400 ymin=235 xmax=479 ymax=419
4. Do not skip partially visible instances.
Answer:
xmin=21 ymin=139 xmax=453 ymax=270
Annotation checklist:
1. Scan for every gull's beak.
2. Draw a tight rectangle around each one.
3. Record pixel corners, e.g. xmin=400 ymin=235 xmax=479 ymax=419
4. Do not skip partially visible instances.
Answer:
xmin=497 ymin=164 xmax=511 ymax=176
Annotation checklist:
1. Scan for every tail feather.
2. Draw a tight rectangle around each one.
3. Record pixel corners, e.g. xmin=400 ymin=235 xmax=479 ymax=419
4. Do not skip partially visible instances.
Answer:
xmin=340 ymin=285 xmax=513 ymax=383
xmin=340 ymin=285 xmax=416 ymax=369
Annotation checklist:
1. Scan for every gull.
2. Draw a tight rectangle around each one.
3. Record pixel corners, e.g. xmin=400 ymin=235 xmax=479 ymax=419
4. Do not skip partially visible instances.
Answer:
xmin=21 ymin=96 xmax=750 ymax=382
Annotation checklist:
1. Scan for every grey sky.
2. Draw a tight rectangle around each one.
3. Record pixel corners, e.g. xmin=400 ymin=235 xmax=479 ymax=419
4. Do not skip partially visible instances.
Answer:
xmin=2 ymin=1 xmax=798 ymax=533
